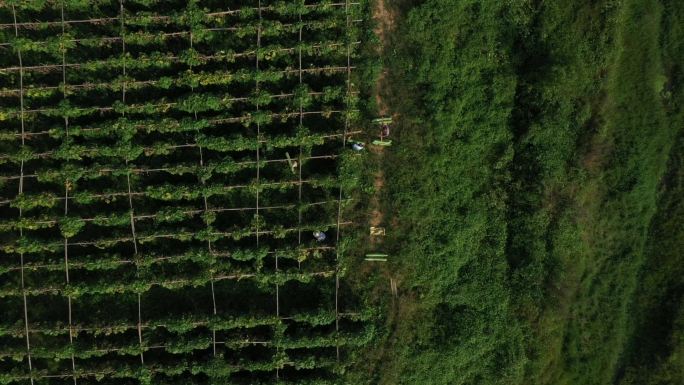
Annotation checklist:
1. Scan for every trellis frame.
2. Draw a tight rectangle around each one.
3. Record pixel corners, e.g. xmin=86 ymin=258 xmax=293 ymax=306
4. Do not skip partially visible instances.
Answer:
xmin=0 ymin=0 xmax=365 ymax=382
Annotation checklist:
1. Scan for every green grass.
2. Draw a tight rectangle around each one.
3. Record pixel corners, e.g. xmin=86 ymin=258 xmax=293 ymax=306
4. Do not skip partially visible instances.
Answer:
xmin=347 ymin=0 xmax=684 ymax=384
xmin=618 ymin=130 xmax=684 ymax=385
xmin=531 ymin=2 xmax=679 ymax=383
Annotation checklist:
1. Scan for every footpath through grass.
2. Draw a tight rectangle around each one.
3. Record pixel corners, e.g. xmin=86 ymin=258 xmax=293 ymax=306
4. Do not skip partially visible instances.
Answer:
xmin=346 ymin=0 xmax=684 ymax=384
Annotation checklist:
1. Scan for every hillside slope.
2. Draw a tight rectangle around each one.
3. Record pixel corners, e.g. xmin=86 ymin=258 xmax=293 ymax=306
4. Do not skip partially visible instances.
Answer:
xmin=348 ymin=0 xmax=684 ymax=384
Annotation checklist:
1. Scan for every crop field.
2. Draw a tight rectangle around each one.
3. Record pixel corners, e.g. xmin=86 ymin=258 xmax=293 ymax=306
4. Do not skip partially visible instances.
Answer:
xmin=0 ymin=0 xmax=370 ymax=384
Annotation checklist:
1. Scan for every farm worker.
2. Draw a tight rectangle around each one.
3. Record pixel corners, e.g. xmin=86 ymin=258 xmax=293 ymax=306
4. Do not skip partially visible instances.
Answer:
xmin=351 ymin=142 xmax=365 ymax=151
xmin=313 ymin=230 xmax=327 ymax=242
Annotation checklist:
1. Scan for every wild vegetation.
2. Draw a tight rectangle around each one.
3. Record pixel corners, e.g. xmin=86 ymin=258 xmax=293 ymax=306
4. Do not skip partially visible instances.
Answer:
xmin=0 ymin=0 xmax=372 ymax=384
xmin=347 ymin=0 xmax=684 ymax=384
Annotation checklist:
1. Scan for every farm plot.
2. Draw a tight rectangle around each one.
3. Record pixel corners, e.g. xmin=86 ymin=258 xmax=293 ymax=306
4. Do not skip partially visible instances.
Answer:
xmin=0 ymin=0 xmax=370 ymax=384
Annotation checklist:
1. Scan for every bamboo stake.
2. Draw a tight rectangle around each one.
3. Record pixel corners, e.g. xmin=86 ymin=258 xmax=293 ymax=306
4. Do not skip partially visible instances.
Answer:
xmin=118 ymin=0 xmax=144 ymax=365
xmin=59 ymin=3 xmax=78 ymax=383
xmin=334 ymin=0 xmax=354 ymax=362
xmin=11 ymin=6 xmax=34 ymax=385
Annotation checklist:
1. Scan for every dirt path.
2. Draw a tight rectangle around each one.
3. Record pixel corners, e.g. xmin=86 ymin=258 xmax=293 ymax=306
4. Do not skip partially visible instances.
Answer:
xmin=360 ymin=3 xmax=406 ymax=382
xmin=373 ymin=0 xmax=394 ymax=50
xmin=372 ymin=0 xmax=394 ymax=116
xmin=369 ymin=0 xmax=394 ymax=232
xmin=369 ymin=163 xmax=385 ymax=230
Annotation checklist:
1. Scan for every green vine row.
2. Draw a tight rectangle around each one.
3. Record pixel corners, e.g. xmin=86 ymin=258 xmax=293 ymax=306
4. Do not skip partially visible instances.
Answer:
xmin=1 ymin=220 xmax=342 ymax=262
xmin=0 ymin=133 xmax=334 ymax=182
xmin=0 ymin=245 xmax=335 ymax=278
xmin=0 ymin=324 xmax=373 ymax=362
xmin=0 ymin=42 xmax=354 ymax=86
xmin=1 ymin=0 xmax=354 ymax=22
xmin=0 ymin=85 xmax=354 ymax=122
xmin=0 ymin=265 xmax=338 ymax=298
xmin=0 ymin=93 xmax=347 ymax=141
xmin=0 ymin=352 xmax=343 ymax=384
xmin=2 ymin=65 xmax=348 ymax=106
xmin=0 ymin=198 xmax=341 ymax=242
xmin=0 ymin=308 xmax=371 ymax=339
xmin=1 ymin=16 xmax=352 ymax=58
xmin=4 ymin=176 xmax=339 ymax=212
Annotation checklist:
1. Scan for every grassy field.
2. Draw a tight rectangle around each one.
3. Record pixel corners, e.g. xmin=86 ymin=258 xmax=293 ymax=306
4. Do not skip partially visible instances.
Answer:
xmin=347 ymin=0 xmax=684 ymax=384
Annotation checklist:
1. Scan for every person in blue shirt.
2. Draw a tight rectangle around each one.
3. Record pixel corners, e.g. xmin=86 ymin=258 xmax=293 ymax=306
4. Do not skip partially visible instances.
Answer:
xmin=313 ymin=230 xmax=327 ymax=242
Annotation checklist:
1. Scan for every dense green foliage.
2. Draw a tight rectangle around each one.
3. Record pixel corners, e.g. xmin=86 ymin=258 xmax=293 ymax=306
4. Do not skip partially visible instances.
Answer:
xmin=349 ymin=0 xmax=684 ymax=384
